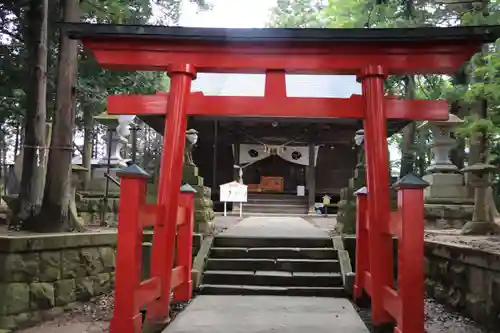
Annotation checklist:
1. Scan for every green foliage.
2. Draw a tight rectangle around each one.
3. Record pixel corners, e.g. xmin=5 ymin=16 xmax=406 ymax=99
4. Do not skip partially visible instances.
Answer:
xmin=268 ymin=0 xmax=327 ymax=27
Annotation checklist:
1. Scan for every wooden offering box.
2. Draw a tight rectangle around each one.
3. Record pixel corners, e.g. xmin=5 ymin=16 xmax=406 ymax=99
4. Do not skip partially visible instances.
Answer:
xmin=260 ymin=176 xmax=284 ymax=192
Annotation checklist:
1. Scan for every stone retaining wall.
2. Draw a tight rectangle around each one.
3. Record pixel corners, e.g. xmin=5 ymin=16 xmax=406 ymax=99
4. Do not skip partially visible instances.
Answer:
xmin=0 ymin=231 xmax=203 ymax=332
xmin=425 ymin=241 xmax=500 ymax=330
xmin=0 ymin=232 xmax=117 ymax=332
xmin=343 ymin=236 xmax=500 ymax=330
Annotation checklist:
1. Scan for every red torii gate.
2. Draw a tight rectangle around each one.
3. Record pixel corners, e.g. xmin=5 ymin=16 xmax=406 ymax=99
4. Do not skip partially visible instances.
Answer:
xmin=64 ymin=23 xmax=500 ymax=333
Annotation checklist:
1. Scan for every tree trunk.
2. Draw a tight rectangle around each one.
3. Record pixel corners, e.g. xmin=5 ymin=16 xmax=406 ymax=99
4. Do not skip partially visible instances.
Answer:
xmin=449 ymin=99 xmax=466 ymax=169
xmin=16 ymin=0 xmax=48 ymax=223
xmin=0 ymin=127 xmax=4 ymax=181
xmin=37 ymin=0 xmax=80 ymax=232
xmin=82 ymin=104 xmax=93 ymax=189
xmin=14 ymin=122 xmax=20 ymax=158
xmin=92 ymin=130 xmax=98 ymax=159
xmin=399 ymin=75 xmax=416 ymax=177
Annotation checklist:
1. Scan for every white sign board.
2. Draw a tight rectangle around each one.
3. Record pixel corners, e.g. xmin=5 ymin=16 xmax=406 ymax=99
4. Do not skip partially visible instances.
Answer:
xmin=220 ymin=181 xmax=248 ymax=203
xmin=297 ymin=186 xmax=305 ymax=196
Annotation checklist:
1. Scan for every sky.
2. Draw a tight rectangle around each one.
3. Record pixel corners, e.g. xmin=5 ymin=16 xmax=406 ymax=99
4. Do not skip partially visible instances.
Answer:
xmin=179 ymin=0 xmax=276 ymax=28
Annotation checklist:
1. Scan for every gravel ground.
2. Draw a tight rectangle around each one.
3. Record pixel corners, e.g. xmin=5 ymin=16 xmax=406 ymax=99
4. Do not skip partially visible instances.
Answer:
xmin=425 ymin=229 xmax=500 ymax=254
xmin=15 ymin=294 xmax=114 ymax=333
xmin=354 ymin=297 xmax=491 ymax=333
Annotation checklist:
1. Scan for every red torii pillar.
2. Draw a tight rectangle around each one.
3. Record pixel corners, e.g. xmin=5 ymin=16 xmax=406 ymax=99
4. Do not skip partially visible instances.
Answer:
xmin=358 ymin=65 xmax=394 ymax=324
xmin=145 ymin=64 xmax=197 ymax=323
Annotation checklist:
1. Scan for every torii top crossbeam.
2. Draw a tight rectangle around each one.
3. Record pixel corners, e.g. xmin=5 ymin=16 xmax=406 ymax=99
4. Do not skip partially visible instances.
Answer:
xmin=64 ymin=23 xmax=500 ymax=74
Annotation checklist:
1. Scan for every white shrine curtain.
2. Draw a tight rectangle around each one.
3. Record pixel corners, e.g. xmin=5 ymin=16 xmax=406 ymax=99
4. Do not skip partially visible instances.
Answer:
xmin=234 ymin=144 xmax=320 ymax=166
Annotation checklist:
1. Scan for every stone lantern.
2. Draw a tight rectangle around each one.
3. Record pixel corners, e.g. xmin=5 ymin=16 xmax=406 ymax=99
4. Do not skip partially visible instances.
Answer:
xmin=94 ymin=112 xmax=135 ymax=168
xmin=461 ymin=163 xmax=499 ymax=235
xmin=422 ymin=114 xmax=463 ymax=173
xmin=88 ymin=113 xmax=135 ymax=194
xmin=420 ymin=114 xmax=468 ymax=202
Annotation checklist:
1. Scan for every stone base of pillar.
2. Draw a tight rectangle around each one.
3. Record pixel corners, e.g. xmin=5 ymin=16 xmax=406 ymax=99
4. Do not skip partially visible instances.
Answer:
xmin=423 ymin=173 xmax=468 ymax=201
xmin=182 ymin=165 xmax=215 ymax=234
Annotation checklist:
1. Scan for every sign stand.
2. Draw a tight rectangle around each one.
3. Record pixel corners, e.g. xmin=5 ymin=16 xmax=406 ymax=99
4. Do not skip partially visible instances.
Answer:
xmin=220 ymin=181 xmax=248 ymax=217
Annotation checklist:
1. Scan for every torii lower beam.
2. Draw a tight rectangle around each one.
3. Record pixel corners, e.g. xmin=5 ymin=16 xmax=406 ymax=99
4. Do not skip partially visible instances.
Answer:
xmin=107 ymin=92 xmax=449 ymax=120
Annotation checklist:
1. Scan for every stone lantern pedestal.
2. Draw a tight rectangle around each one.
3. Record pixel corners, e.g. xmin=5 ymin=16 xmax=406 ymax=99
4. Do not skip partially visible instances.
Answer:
xmin=420 ymin=115 xmax=474 ymax=228
xmin=461 ymin=163 xmax=499 ymax=235
xmin=421 ymin=114 xmax=468 ymax=200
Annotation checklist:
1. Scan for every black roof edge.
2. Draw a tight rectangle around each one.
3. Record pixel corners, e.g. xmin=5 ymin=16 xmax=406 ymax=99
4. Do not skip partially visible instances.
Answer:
xmin=60 ymin=22 xmax=500 ymax=44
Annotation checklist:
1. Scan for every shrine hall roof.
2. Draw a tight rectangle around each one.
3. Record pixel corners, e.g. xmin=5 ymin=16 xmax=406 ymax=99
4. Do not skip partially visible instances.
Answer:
xmin=64 ymin=23 xmax=500 ymax=44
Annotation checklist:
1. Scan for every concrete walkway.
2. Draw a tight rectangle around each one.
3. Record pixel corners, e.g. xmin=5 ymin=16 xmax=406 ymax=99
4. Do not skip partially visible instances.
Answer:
xmin=220 ymin=216 xmax=330 ymax=238
xmin=163 ymin=295 xmax=369 ymax=333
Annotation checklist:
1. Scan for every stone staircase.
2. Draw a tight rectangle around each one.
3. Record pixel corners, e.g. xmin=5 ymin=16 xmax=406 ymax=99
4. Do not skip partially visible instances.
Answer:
xmin=199 ymin=235 xmax=346 ymax=297
xmin=239 ymin=193 xmax=308 ymax=216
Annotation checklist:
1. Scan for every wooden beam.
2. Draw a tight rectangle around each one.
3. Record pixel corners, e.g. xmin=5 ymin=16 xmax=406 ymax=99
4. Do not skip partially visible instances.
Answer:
xmin=84 ymin=39 xmax=479 ymax=75
xmin=107 ymin=93 xmax=449 ymax=121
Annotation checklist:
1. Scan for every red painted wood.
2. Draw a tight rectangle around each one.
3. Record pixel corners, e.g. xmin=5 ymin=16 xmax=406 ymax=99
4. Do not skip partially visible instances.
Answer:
xmin=147 ymin=64 xmax=195 ymax=324
xmin=389 ymin=211 xmax=401 ymax=238
xmin=110 ymin=175 xmax=147 ymax=333
xmin=265 ymin=70 xmax=287 ymax=97
xmin=173 ymin=192 xmax=195 ymax=302
xmin=83 ymin=39 xmax=479 ymax=75
xmin=107 ymin=93 xmax=449 ymax=121
xmin=397 ymin=188 xmax=425 ymax=333
xmin=176 ymin=207 xmax=186 ymax=226
xmin=170 ymin=266 xmax=185 ymax=289
xmin=358 ymin=65 xmax=394 ymax=326
xmin=136 ymin=277 xmax=161 ymax=308
xmin=353 ymin=191 xmax=368 ymax=300
xmin=364 ymin=271 xmax=372 ymax=296
xmin=140 ymin=204 xmax=159 ymax=227
xmin=383 ymin=287 xmax=401 ymax=323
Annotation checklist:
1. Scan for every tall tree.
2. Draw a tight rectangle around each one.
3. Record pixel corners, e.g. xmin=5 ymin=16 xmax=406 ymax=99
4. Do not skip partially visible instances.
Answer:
xmin=16 ymin=0 xmax=48 ymax=222
xmin=30 ymin=0 xmax=81 ymax=231
xmin=399 ymin=0 xmax=417 ymax=177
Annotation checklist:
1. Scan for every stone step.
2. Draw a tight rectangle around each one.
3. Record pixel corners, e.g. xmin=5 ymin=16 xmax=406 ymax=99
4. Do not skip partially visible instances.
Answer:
xmin=213 ymin=236 xmax=332 ymax=248
xmin=206 ymin=258 xmax=340 ymax=272
xmin=243 ymin=202 xmax=307 ymax=208
xmin=203 ymin=270 xmax=343 ymax=287
xmin=245 ymin=198 xmax=308 ymax=204
xmin=210 ymin=247 xmax=338 ymax=260
xmin=248 ymin=192 xmax=307 ymax=199
xmin=199 ymin=284 xmax=346 ymax=297
xmin=242 ymin=205 xmax=308 ymax=214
